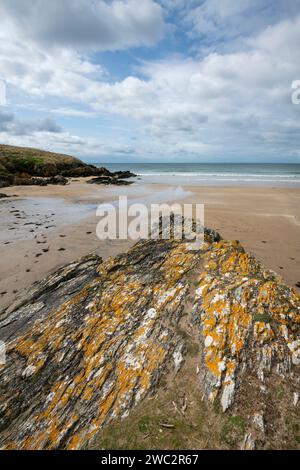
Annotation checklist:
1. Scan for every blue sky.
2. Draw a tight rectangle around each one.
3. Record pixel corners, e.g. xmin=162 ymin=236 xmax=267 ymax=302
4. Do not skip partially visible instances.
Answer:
xmin=0 ymin=0 xmax=300 ymax=163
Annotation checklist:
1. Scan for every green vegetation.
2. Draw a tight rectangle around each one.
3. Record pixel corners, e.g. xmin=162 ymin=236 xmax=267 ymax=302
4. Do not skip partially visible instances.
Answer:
xmin=92 ymin=391 xmax=209 ymax=450
xmin=285 ymin=410 xmax=300 ymax=445
xmin=274 ymin=384 xmax=285 ymax=400
xmin=220 ymin=415 xmax=247 ymax=446
xmin=4 ymin=156 xmax=43 ymax=174
xmin=186 ymin=339 xmax=200 ymax=357
xmin=91 ymin=356 xmax=228 ymax=450
xmin=253 ymin=312 xmax=272 ymax=323
xmin=0 ymin=161 xmax=9 ymax=176
xmin=0 ymin=144 xmax=85 ymax=177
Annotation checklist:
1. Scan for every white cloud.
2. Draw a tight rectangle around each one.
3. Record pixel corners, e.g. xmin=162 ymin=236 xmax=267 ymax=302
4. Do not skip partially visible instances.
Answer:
xmin=0 ymin=1 xmax=300 ymax=160
xmin=49 ymin=108 xmax=97 ymax=119
xmin=0 ymin=109 xmax=62 ymax=136
xmin=0 ymin=40 xmax=105 ymax=98
xmin=0 ymin=0 xmax=165 ymax=51
xmin=75 ymin=13 xmax=300 ymax=159
xmin=0 ymin=1 xmax=166 ymax=107
xmin=248 ymin=14 xmax=300 ymax=62
xmin=181 ymin=0 xmax=300 ymax=51
xmin=0 ymin=132 xmax=84 ymax=155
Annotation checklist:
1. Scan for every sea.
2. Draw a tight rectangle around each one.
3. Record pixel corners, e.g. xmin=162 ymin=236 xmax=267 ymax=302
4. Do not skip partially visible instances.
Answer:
xmin=99 ymin=163 xmax=300 ymax=187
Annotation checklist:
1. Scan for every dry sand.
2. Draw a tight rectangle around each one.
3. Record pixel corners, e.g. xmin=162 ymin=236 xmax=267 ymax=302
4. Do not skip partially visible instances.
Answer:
xmin=184 ymin=186 xmax=300 ymax=290
xmin=1 ymin=180 xmax=300 ymax=311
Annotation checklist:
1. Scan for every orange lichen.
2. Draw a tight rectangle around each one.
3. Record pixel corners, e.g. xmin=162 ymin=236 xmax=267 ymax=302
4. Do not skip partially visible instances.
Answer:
xmin=1 ymin=234 xmax=300 ymax=449
xmin=193 ymin=239 xmax=300 ymax=409
xmin=1 ymin=241 xmax=197 ymax=450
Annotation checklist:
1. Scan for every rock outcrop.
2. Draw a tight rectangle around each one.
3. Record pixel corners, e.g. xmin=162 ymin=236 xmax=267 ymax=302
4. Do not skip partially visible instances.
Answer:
xmin=87 ymin=176 xmax=134 ymax=186
xmin=11 ymin=175 xmax=69 ymax=187
xmin=0 ymin=221 xmax=299 ymax=450
xmin=0 ymin=144 xmax=136 ymax=187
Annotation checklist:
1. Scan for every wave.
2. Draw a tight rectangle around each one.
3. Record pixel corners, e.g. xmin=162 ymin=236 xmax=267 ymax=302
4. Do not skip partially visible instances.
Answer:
xmin=137 ymin=172 xmax=300 ymax=178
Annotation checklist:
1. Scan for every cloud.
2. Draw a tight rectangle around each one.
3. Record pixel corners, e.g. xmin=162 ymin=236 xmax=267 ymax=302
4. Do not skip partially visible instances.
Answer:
xmin=77 ymin=12 xmax=300 ymax=159
xmin=0 ymin=0 xmax=165 ymax=51
xmin=0 ymin=1 xmax=300 ymax=161
xmin=0 ymin=131 xmax=87 ymax=156
xmin=0 ymin=1 xmax=166 ymax=106
xmin=181 ymin=0 xmax=300 ymax=51
xmin=0 ymin=110 xmax=14 ymax=132
xmin=248 ymin=13 xmax=300 ymax=62
xmin=49 ymin=108 xmax=97 ymax=118
xmin=0 ymin=110 xmax=62 ymax=136
xmin=0 ymin=115 xmax=87 ymax=158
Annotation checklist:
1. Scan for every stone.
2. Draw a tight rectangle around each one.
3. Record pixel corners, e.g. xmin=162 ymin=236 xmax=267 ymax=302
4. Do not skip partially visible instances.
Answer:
xmin=242 ymin=433 xmax=256 ymax=450
xmin=87 ymin=176 xmax=133 ymax=186
xmin=0 ymin=220 xmax=299 ymax=449
xmin=253 ymin=412 xmax=265 ymax=433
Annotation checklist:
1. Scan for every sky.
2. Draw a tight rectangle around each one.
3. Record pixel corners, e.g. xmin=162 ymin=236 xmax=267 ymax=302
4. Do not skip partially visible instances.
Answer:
xmin=0 ymin=0 xmax=300 ymax=163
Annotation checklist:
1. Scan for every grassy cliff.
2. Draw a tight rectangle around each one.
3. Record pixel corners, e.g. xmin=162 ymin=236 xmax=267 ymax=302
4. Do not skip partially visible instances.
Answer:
xmin=0 ymin=144 xmax=85 ymax=178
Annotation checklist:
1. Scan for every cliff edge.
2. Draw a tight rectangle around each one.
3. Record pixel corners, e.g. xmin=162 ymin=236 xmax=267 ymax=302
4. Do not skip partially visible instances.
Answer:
xmin=0 ymin=144 xmax=136 ymax=187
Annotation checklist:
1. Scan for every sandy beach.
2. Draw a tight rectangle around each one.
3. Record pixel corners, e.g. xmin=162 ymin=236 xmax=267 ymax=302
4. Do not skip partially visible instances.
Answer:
xmin=1 ymin=179 xmax=300 ymax=311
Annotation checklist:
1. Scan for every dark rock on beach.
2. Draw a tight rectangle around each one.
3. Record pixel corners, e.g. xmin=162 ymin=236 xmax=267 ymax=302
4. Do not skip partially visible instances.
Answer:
xmin=0 ymin=174 xmax=14 ymax=189
xmin=113 ymin=170 xmax=137 ymax=179
xmin=87 ymin=176 xmax=133 ymax=186
xmin=31 ymin=175 xmax=69 ymax=186
xmin=86 ymin=167 xmax=136 ymax=185
xmin=60 ymin=164 xmax=121 ymax=178
xmin=85 ymin=167 xmax=136 ymax=185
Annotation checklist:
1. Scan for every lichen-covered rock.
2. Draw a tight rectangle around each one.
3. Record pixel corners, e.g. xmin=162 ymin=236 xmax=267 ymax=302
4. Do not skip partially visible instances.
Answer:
xmin=0 ymin=223 xmax=299 ymax=450
xmin=0 ymin=254 xmax=102 ymax=342
xmin=192 ymin=239 xmax=300 ymax=418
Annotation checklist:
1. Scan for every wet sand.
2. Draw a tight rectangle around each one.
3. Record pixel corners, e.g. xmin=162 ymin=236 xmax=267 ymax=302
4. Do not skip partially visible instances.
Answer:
xmin=1 ymin=180 xmax=300 ymax=311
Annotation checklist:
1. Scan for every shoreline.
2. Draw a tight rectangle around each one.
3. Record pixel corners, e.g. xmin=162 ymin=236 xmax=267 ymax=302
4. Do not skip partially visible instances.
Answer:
xmin=1 ymin=179 xmax=300 ymax=311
